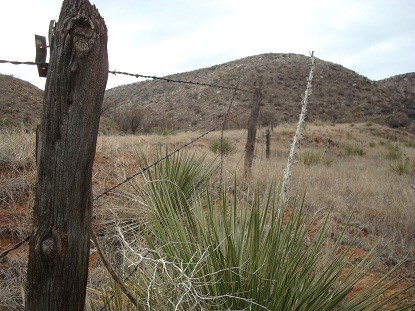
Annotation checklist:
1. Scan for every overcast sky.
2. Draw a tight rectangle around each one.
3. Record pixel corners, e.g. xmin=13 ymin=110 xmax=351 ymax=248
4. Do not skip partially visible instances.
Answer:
xmin=0 ymin=0 xmax=414 ymax=90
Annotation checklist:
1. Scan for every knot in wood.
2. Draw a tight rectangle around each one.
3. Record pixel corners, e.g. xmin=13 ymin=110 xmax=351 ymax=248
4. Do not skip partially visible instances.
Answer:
xmin=41 ymin=237 xmax=56 ymax=258
xmin=70 ymin=14 xmax=96 ymax=58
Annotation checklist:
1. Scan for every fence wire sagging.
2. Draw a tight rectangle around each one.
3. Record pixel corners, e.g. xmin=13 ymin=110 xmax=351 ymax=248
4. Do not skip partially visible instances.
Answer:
xmin=0 ymin=60 xmax=255 ymax=258
xmin=0 ymin=56 xmax=259 ymax=310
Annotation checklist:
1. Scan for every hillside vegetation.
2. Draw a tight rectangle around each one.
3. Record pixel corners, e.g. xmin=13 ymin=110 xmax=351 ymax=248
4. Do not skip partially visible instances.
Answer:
xmin=103 ymin=53 xmax=415 ymax=133
xmin=1 ymin=53 xmax=414 ymax=133
xmin=0 ymin=74 xmax=43 ymax=127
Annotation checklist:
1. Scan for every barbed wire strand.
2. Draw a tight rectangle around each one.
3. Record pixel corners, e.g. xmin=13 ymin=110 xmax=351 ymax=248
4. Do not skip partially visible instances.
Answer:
xmin=0 ymin=59 xmax=253 ymax=94
xmin=108 ymin=70 xmax=253 ymax=93
xmin=0 ymin=236 xmax=30 ymax=260
xmin=0 ymin=60 xmax=46 ymax=66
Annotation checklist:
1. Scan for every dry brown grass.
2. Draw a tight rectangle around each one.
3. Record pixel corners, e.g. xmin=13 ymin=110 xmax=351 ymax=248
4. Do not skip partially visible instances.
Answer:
xmin=1 ymin=122 xmax=414 ymax=309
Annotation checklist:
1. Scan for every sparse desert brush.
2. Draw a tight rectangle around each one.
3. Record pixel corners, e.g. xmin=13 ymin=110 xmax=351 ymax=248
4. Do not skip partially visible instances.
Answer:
xmin=209 ymin=137 xmax=235 ymax=155
xmin=390 ymin=158 xmax=415 ymax=175
xmin=301 ymin=150 xmax=320 ymax=166
xmin=343 ymin=143 xmax=365 ymax=156
xmin=386 ymin=144 xmax=402 ymax=160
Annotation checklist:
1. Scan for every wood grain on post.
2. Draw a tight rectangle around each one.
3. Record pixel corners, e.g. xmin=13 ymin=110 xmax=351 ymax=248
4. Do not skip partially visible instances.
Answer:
xmin=26 ymin=0 xmax=108 ymax=310
xmin=244 ymin=76 xmax=263 ymax=178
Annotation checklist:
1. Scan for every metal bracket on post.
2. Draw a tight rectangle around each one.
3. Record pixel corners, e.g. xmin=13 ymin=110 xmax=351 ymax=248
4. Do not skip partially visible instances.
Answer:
xmin=35 ymin=35 xmax=48 ymax=77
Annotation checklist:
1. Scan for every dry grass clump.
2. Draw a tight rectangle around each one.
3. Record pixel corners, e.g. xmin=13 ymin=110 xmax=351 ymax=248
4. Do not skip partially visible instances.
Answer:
xmin=301 ymin=150 xmax=321 ymax=166
xmin=0 ymin=128 xmax=35 ymax=169
xmin=343 ymin=143 xmax=365 ymax=156
xmin=0 ymin=256 xmax=26 ymax=310
xmin=390 ymin=158 xmax=415 ymax=176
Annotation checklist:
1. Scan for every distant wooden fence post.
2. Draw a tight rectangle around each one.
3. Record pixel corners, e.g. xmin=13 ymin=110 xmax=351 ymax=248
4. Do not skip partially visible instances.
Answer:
xmin=26 ymin=0 xmax=108 ymax=310
xmin=265 ymin=129 xmax=270 ymax=159
xmin=244 ymin=76 xmax=263 ymax=178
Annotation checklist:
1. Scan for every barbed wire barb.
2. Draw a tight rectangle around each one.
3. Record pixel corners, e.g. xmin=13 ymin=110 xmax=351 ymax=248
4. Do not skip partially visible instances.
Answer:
xmin=0 ymin=59 xmax=254 ymax=94
xmin=108 ymin=70 xmax=253 ymax=93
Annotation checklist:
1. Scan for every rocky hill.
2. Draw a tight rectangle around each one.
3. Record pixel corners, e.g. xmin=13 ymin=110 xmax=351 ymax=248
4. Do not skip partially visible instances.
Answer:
xmin=0 ymin=74 xmax=43 ymax=128
xmin=104 ymin=53 xmax=415 ymax=134
xmin=1 ymin=54 xmax=414 ymax=133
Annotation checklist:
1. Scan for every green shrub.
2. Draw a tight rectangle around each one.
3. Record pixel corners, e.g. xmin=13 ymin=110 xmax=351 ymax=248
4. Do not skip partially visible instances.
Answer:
xmin=343 ymin=144 xmax=365 ymax=156
xmin=209 ymin=138 xmax=235 ymax=155
xmin=301 ymin=150 xmax=320 ymax=166
xmin=386 ymin=145 xmax=402 ymax=160
xmin=95 ymin=152 xmax=413 ymax=310
xmin=391 ymin=159 xmax=415 ymax=175
xmin=0 ymin=118 xmax=15 ymax=127
xmin=369 ymin=141 xmax=376 ymax=147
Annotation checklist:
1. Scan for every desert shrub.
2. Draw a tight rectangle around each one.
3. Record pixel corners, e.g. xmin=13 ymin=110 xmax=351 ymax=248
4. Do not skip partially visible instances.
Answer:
xmin=0 ymin=118 xmax=15 ymax=127
xmin=386 ymin=145 xmax=402 ymax=160
xmin=98 ymin=117 xmax=120 ymax=135
xmin=343 ymin=144 xmax=365 ymax=156
xmin=141 ymin=115 xmax=176 ymax=134
xmin=209 ymin=138 xmax=235 ymax=155
xmin=95 ymin=151 xmax=413 ymax=310
xmin=301 ymin=150 xmax=320 ymax=166
xmin=112 ymin=107 xmax=145 ymax=134
xmin=388 ymin=116 xmax=410 ymax=128
xmin=369 ymin=141 xmax=376 ymax=147
xmin=391 ymin=158 xmax=415 ymax=175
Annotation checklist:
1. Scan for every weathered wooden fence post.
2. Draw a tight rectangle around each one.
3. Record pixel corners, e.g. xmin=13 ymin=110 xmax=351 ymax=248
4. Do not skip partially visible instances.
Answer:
xmin=244 ymin=76 xmax=263 ymax=178
xmin=26 ymin=0 xmax=108 ymax=310
xmin=265 ymin=128 xmax=270 ymax=159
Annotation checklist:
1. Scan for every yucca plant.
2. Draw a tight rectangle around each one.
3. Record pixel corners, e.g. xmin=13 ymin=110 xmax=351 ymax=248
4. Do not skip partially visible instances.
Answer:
xmin=95 ymin=151 xmax=413 ymax=310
